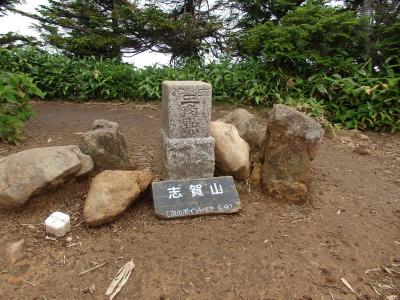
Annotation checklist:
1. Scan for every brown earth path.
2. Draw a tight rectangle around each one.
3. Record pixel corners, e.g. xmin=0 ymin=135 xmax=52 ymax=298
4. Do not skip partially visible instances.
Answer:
xmin=0 ymin=101 xmax=399 ymax=300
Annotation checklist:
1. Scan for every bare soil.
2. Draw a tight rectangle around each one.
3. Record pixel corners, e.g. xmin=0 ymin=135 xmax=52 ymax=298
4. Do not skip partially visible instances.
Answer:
xmin=0 ymin=101 xmax=399 ymax=300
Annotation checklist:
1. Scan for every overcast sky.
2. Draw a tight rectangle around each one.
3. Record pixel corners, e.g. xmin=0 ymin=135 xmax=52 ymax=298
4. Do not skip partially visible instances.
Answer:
xmin=0 ymin=0 xmax=171 ymax=67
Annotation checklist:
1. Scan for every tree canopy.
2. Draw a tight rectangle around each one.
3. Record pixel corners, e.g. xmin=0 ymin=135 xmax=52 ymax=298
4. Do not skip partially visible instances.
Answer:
xmin=0 ymin=0 xmax=22 ymax=15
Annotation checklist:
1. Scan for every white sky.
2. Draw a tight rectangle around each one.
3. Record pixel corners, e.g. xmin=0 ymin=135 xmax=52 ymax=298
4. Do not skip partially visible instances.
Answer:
xmin=0 ymin=0 xmax=171 ymax=68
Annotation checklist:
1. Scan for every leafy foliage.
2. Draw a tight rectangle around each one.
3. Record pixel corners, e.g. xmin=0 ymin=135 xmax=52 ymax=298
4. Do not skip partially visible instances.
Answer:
xmin=0 ymin=0 xmax=21 ymax=15
xmin=16 ymin=0 xmax=223 ymax=62
xmin=234 ymin=2 xmax=368 ymax=75
xmin=1 ymin=48 xmax=398 ymax=131
xmin=0 ymin=70 xmax=44 ymax=143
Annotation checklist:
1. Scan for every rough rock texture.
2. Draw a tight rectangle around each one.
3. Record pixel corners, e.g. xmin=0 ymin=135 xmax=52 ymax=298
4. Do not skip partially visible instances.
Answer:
xmin=262 ymin=104 xmax=324 ymax=202
xmin=160 ymin=81 xmax=215 ymax=180
xmin=210 ymin=121 xmax=250 ymax=180
xmin=249 ymin=162 xmax=262 ymax=186
xmin=338 ymin=129 xmax=373 ymax=155
xmin=84 ymin=170 xmax=154 ymax=226
xmin=0 ymin=146 xmax=93 ymax=209
xmin=79 ymin=119 xmax=131 ymax=170
xmin=162 ymin=81 xmax=212 ymax=139
xmin=221 ymin=108 xmax=265 ymax=151
xmin=161 ymin=130 xmax=215 ymax=180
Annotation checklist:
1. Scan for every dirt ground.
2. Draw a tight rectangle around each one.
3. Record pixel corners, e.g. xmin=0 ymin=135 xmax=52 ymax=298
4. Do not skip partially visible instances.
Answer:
xmin=0 ymin=101 xmax=399 ymax=300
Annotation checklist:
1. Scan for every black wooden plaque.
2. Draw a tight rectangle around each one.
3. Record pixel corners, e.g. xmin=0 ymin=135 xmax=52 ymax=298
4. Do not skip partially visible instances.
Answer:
xmin=152 ymin=176 xmax=241 ymax=219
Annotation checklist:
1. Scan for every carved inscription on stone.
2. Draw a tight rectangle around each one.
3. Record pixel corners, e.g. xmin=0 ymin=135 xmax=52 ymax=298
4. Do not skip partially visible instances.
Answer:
xmin=160 ymin=81 xmax=215 ymax=180
xmin=181 ymin=92 xmax=200 ymax=137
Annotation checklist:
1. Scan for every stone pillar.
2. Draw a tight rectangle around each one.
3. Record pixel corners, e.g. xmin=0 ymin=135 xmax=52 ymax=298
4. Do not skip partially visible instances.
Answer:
xmin=161 ymin=81 xmax=215 ymax=180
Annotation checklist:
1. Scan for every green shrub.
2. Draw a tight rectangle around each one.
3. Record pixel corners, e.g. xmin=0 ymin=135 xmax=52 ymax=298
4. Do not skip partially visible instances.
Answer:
xmin=0 ymin=71 xmax=44 ymax=143
xmin=0 ymin=48 xmax=399 ymax=131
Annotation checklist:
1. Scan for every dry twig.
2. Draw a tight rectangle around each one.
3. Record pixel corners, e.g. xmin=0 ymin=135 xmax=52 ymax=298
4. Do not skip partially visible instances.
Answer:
xmin=300 ymin=254 xmax=322 ymax=269
xmin=79 ymin=262 xmax=106 ymax=276
xmin=340 ymin=278 xmax=357 ymax=295
xmin=23 ymin=280 xmax=37 ymax=287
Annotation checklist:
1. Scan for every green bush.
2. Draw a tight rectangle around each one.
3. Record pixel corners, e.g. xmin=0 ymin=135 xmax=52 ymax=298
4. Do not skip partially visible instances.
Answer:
xmin=0 ymin=48 xmax=399 ymax=132
xmin=0 ymin=71 xmax=44 ymax=143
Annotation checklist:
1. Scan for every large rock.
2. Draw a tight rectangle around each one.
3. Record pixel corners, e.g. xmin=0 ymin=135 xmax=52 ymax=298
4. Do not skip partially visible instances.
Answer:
xmin=220 ymin=108 xmax=265 ymax=151
xmin=84 ymin=170 xmax=154 ymax=226
xmin=210 ymin=121 xmax=250 ymax=180
xmin=0 ymin=146 xmax=93 ymax=209
xmin=262 ymin=104 xmax=323 ymax=202
xmin=79 ymin=119 xmax=132 ymax=170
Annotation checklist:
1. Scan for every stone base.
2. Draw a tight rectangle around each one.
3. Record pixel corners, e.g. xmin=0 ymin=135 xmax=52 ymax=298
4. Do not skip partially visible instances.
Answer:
xmin=161 ymin=130 xmax=215 ymax=180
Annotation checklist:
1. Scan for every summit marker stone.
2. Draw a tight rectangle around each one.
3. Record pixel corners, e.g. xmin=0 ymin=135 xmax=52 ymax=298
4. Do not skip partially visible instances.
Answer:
xmin=161 ymin=81 xmax=215 ymax=180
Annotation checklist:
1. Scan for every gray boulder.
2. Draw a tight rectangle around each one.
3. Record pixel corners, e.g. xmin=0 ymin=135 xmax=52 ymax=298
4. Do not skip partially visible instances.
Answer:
xmin=0 ymin=146 xmax=93 ymax=209
xmin=220 ymin=108 xmax=265 ymax=151
xmin=262 ymin=104 xmax=324 ymax=202
xmin=79 ymin=119 xmax=132 ymax=170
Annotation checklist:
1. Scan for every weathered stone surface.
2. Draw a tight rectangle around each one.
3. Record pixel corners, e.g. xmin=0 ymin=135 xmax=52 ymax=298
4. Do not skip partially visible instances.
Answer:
xmin=220 ymin=108 xmax=265 ymax=151
xmin=152 ymin=176 xmax=241 ymax=219
xmin=84 ymin=170 xmax=154 ymax=226
xmin=249 ymin=161 xmax=262 ymax=186
xmin=79 ymin=119 xmax=131 ymax=170
xmin=0 ymin=146 xmax=93 ymax=209
xmin=162 ymin=81 xmax=212 ymax=138
xmin=161 ymin=81 xmax=215 ymax=180
xmin=210 ymin=121 xmax=250 ymax=180
xmin=262 ymin=104 xmax=324 ymax=202
xmin=161 ymin=130 xmax=215 ymax=180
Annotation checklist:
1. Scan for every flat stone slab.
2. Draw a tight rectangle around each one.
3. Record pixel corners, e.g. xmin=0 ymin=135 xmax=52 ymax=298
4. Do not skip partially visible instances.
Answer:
xmin=152 ymin=176 xmax=241 ymax=219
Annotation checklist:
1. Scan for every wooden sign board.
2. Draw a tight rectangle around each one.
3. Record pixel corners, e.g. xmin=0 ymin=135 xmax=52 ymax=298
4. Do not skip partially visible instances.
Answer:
xmin=152 ymin=176 xmax=241 ymax=219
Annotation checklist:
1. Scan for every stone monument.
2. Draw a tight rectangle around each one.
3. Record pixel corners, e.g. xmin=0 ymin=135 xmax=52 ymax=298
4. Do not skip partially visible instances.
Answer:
xmin=161 ymin=81 xmax=215 ymax=180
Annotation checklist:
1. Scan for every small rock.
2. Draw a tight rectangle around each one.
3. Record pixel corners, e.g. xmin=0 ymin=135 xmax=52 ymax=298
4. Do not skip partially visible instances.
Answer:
xmin=386 ymin=296 xmax=398 ymax=300
xmin=0 ymin=146 xmax=93 ymax=209
xmin=353 ymin=142 xmax=373 ymax=155
xmin=66 ymin=236 xmax=73 ymax=243
xmin=220 ymin=108 xmax=265 ymax=151
xmin=349 ymin=129 xmax=371 ymax=142
xmin=45 ymin=212 xmax=71 ymax=237
xmin=79 ymin=119 xmax=132 ymax=170
xmin=82 ymin=284 xmax=96 ymax=294
xmin=210 ymin=121 xmax=250 ymax=180
xmin=262 ymin=104 xmax=324 ymax=202
xmin=84 ymin=170 xmax=154 ymax=226
xmin=0 ymin=239 xmax=25 ymax=265
xmin=339 ymin=129 xmax=374 ymax=155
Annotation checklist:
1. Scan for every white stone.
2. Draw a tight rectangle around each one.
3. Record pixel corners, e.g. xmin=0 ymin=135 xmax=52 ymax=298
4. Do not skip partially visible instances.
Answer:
xmin=45 ymin=212 xmax=71 ymax=237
